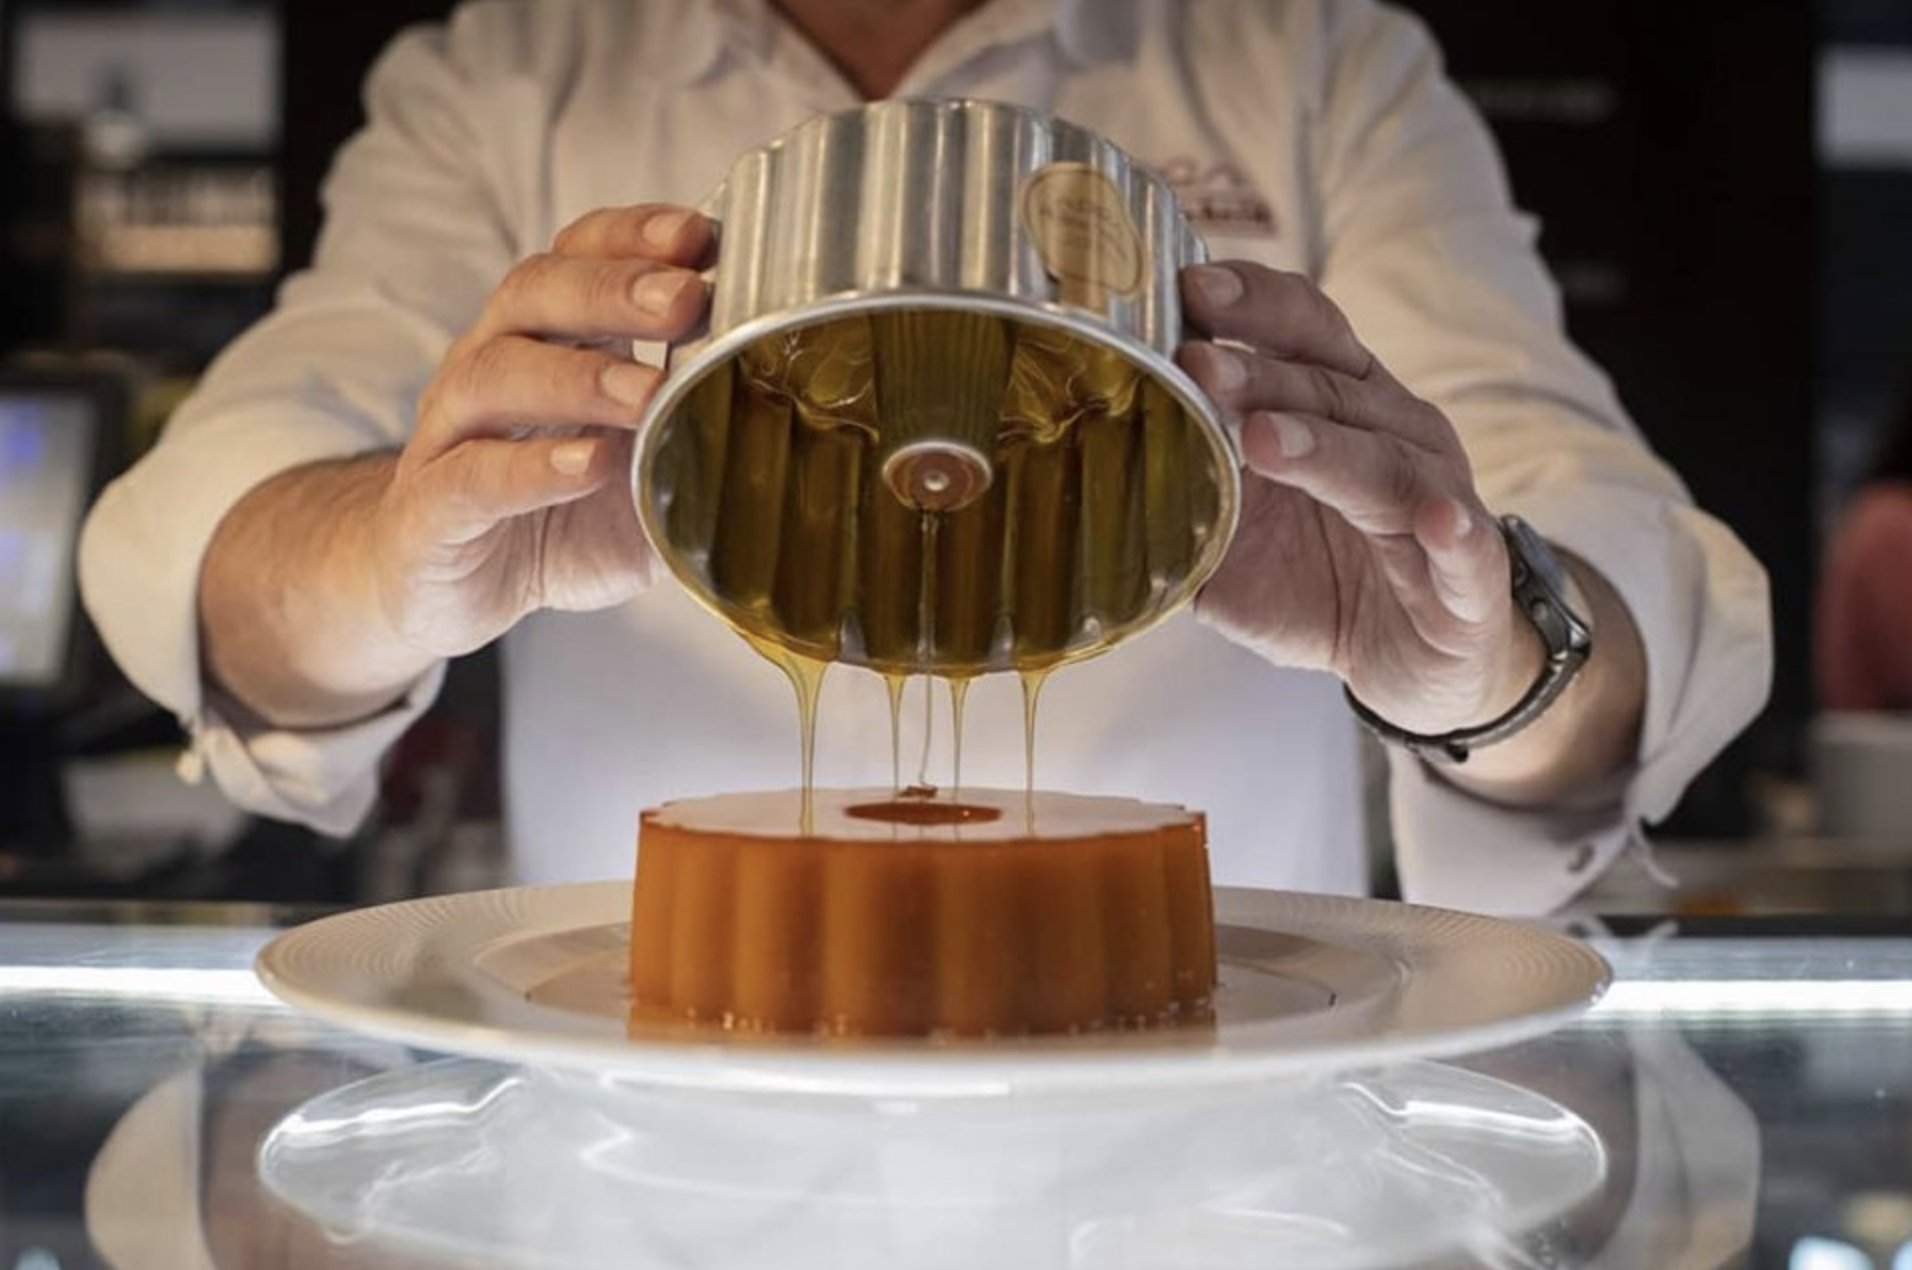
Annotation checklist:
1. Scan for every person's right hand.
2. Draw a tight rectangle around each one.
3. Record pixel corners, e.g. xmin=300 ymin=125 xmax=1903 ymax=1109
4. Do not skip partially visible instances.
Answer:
xmin=371 ymin=203 xmax=710 ymax=658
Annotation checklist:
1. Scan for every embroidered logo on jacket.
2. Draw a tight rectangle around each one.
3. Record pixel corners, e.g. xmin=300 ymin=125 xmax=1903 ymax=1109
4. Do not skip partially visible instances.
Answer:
xmin=1154 ymin=157 xmax=1277 ymax=238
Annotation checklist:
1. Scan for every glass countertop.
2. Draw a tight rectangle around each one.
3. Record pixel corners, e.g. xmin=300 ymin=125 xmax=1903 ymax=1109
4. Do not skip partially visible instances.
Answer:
xmin=2 ymin=900 xmax=1910 ymax=1270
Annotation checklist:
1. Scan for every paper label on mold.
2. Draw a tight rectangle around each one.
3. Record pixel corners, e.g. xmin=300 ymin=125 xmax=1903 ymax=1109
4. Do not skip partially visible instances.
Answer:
xmin=1020 ymin=163 xmax=1148 ymax=302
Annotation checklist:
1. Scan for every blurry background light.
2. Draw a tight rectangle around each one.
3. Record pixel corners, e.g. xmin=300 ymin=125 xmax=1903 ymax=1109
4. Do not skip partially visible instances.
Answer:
xmin=1792 ymin=1235 xmax=1873 ymax=1270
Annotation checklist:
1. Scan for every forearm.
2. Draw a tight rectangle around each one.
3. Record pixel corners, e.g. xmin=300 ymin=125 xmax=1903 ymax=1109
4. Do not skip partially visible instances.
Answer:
xmin=198 ymin=452 xmax=435 ymax=729
xmin=1439 ymin=554 xmax=1647 ymax=808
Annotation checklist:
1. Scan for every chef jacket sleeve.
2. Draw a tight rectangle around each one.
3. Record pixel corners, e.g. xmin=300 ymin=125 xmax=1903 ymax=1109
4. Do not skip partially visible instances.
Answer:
xmin=77 ymin=10 xmax=525 ymax=835
xmin=1307 ymin=0 xmax=1773 ymax=914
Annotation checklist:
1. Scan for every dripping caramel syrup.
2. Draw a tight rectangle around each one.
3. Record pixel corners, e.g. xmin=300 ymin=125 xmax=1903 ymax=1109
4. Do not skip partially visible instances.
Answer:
xmin=748 ymin=510 xmax=1050 ymax=832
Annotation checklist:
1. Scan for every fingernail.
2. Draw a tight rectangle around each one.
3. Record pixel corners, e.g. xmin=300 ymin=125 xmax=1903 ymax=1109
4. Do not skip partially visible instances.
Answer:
xmin=642 ymin=209 xmax=695 ymax=249
xmin=602 ymin=361 xmax=656 ymax=410
xmin=1271 ymin=413 xmax=1315 ymax=459
xmin=551 ymin=440 xmax=596 ymax=476
xmin=632 ymin=269 xmax=689 ymax=316
xmin=1205 ymin=345 xmax=1248 ymax=393
xmin=1188 ymin=264 xmax=1244 ymax=308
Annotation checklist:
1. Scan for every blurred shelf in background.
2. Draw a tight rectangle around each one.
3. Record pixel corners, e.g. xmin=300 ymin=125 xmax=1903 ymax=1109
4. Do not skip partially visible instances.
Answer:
xmin=79 ymin=162 xmax=276 ymax=279
xmin=3 ymin=1 xmax=279 ymax=365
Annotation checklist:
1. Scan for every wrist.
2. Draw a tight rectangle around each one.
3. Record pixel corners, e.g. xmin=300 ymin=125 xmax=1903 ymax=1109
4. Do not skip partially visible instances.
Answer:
xmin=1439 ymin=554 xmax=1643 ymax=806
xmin=1348 ymin=515 xmax=1595 ymax=770
xmin=202 ymin=453 xmax=437 ymax=728
xmin=1346 ymin=607 xmax=1543 ymax=742
xmin=1474 ymin=597 xmax=1549 ymax=730
xmin=349 ymin=483 xmax=445 ymax=683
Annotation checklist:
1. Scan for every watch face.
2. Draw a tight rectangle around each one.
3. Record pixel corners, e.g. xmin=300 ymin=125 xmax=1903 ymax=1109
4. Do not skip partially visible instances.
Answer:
xmin=1502 ymin=516 xmax=1594 ymax=658
xmin=1504 ymin=516 xmax=1568 ymax=596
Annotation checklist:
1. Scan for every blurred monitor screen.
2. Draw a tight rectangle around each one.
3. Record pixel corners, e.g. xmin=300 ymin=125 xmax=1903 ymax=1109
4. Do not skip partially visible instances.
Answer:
xmin=0 ymin=390 xmax=97 ymax=690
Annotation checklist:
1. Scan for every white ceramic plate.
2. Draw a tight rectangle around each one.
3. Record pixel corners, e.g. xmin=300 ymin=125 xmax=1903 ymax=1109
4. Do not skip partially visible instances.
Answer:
xmin=258 ymin=1056 xmax=1605 ymax=1270
xmin=255 ymin=883 xmax=1607 ymax=1099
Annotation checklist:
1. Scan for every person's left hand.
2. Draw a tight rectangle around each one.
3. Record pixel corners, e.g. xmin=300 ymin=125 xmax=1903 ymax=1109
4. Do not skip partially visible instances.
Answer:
xmin=1176 ymin=261 xmax=1541 ymax=739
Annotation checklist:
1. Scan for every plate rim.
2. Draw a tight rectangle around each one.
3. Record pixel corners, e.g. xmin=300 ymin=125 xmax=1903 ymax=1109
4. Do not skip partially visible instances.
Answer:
xmin=255 ymin=882 xmax=1610 ymax=1099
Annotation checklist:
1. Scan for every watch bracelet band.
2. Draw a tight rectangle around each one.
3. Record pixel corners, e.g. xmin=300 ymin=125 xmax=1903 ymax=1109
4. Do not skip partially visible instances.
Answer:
xmin=1344 ymin=515 xmax=1593 ymax=764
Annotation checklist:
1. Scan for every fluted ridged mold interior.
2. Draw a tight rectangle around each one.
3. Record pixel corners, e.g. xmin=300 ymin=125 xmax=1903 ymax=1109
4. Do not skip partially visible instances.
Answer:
xmin=638 ymin=99 xmax=1237 ymax=675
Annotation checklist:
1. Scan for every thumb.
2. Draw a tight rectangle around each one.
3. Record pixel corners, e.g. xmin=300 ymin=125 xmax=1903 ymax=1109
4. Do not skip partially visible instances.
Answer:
xmin=1412 ymin=496 xmax=1507 ymax=627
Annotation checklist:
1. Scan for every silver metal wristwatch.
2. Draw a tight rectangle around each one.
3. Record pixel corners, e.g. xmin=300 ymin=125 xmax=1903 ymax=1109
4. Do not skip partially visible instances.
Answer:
xmin=1346 ymin=515 xmax=1593 ymax=764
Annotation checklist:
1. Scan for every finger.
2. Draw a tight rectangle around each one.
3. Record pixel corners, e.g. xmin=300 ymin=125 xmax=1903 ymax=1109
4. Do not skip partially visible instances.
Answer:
xmin=1239 ymin=409 xmax=1459 ymax=540
xmin=1179 ymin=341 xmax=1453 ymax=453
xmin=414 ymin=433 xmax=618 ymax=544
xmin=551 ymin=204 xmax=712 ymax=265
xmin=1182 ymin=263 xmax=1371 ymax=379
xmin=474 ymin=252 xmax=706 ymax=343
xmin=421 ymin=336 xmax=662 ymax=455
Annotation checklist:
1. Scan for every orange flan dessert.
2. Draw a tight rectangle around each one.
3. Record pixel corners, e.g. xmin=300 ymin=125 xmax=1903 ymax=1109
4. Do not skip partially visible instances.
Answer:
xmin=628 ymin=787 xmax=1216 ymax=1037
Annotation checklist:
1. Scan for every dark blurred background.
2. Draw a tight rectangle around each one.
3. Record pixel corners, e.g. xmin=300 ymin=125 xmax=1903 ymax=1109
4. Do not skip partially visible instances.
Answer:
xmin=0 ymin=0 xmax=1906 ymax=911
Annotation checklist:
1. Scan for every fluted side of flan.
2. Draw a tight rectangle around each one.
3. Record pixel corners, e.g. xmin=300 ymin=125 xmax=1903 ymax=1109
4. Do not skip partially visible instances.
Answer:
xmin=627 ymin=788 xmax=1216 ymax=1037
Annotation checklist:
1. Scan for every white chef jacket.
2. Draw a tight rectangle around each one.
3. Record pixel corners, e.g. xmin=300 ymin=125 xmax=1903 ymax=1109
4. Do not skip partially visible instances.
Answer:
xmin=77 ymin=0 xmax=1772 ymax=914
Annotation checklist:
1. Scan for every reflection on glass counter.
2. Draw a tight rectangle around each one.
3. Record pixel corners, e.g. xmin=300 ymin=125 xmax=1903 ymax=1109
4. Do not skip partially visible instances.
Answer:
xmin=239 ymin=1057 xmax=1604 ymax=1268
xmin=5 ymin=905 xmax=1912 ymax=1268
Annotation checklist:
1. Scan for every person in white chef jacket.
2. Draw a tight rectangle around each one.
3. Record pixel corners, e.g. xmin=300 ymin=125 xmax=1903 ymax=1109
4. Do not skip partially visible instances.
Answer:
xmin=77 ymin=0 xmax=1771 ymax=914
